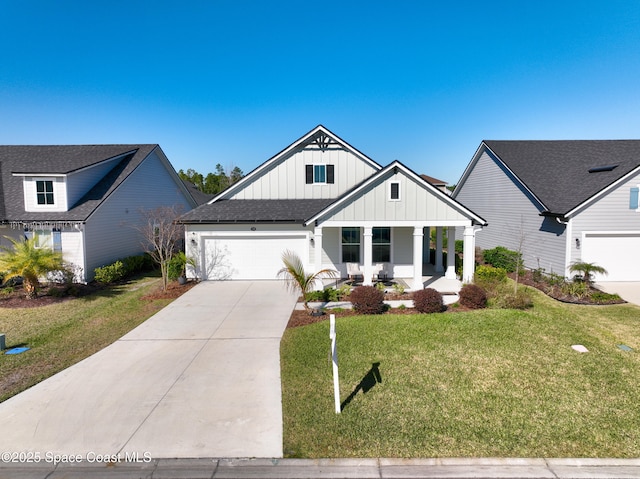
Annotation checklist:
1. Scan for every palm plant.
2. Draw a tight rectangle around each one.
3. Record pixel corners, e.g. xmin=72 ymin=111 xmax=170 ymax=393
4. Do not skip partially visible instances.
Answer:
xmin=0 ymin=236 xmax=64 ymax=299
xmin=277 ymin=250 xmax=337 ymax=312
xmin=568 ymin=261 xmax=608 ymax=287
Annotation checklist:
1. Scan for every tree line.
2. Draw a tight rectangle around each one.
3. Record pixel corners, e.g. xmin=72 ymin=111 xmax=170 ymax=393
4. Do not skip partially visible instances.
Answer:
xmin=178 ymin=164 xmax=244 ymax=195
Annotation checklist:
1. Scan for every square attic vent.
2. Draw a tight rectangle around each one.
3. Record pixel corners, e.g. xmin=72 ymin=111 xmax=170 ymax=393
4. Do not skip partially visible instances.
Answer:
xmin=588 ymin=164 xmax=618 ymax=173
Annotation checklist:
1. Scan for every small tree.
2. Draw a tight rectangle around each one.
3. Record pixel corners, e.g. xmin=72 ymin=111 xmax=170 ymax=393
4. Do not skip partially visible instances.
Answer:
xmin=0 ymin=236 xmax=64 ymax=299
xmin=569 ymin=261 xmax=608 ymax=287
xmin=134 ymin=205 xmax=185 ymax=291
xmin=277 ymin=250 xmax=337 ymax=312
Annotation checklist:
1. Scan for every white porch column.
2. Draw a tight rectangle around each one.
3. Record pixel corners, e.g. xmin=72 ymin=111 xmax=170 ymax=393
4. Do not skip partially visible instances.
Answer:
xmin=435 ymin=226 xmax=444 ymax=273
xmin=413 ymin=226 xmax=424 ymax=290
xmin=445 ymin=226 xmax=457 ymax=279
xmin=363 ymin=227 xmax=373 ymax=286
xmin=462 ymin=225 xmax=478 ymax=283
xmin=314 ymin=226 xmax=323 ymax=290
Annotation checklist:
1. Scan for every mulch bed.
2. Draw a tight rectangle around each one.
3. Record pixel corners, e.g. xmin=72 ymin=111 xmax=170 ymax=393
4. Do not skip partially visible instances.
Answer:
xmin=512 ymin=271 xmax=626 ymax=305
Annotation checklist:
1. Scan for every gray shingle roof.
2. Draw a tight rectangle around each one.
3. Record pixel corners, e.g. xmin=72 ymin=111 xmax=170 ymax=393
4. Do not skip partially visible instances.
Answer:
xmin=178 ymin=199 xmax=335 ymax=224
xmin=484 ymin=140 xmax=640 ymax=215
xmin=0 ymin=145 xmax=158 ymax=222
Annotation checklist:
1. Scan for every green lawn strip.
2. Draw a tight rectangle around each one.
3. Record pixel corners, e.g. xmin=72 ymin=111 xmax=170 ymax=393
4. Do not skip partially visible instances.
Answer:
xmin=281 ymin=289 xmax=640 ymax=458
xmin=0 ymin=276 xmax=171 ymax=402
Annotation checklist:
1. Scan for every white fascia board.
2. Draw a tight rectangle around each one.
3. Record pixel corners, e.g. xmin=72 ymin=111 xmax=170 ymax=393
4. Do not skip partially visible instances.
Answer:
xmin=13 ymin=173 xmax=66 ymax=178
xmin=319 ymin=220 xmax=473 ymax=227
xmin=451 ymin=142 xmax=486 ymax=198
xmin=305 ymin=160 xmax=487 ymax=227
xmin=564 ymin=164 xmax=640 ymax=218
xmin=208 ymin=125 xmax=383 ymax=204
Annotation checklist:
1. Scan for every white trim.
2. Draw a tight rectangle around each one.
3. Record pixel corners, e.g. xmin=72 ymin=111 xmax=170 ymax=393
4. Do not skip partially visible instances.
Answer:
xmin=305 ymin=160 xmax=486 ymax=227
xmin=564 ymin=217 xmax=573 ymax=277
xmin=320 ymin=219 xmax=473 ymax=227
xmin=565 ymin=166 xmax=640 ymax=218
xmin=388 ymin=180 xmax=401 ymax=201
xmin=209 ymin=125 xmax=382 ymax=203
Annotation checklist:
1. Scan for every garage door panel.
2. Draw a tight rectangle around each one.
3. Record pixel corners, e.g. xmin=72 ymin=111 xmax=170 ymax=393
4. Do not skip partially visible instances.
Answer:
xmin=204 ymin=235 xmax=307 ymax=280
xmin=582 ymin=233 xmax=640 ymax=282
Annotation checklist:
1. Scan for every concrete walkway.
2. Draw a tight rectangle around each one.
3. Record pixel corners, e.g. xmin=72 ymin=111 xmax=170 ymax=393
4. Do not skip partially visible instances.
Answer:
xmin=0 ymin=281 xmax=297 ymax=459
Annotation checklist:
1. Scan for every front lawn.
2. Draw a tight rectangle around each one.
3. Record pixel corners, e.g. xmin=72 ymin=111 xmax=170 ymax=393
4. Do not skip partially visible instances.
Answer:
xmin=281 ymin=288 xmax=640 ymax=458
xmin=0 ymin=274 xmax=188 ymax=402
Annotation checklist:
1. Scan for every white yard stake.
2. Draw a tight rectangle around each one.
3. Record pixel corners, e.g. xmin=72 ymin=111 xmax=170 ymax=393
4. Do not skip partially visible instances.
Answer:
xmin=330 ymin=314 xmax=340 ymax=414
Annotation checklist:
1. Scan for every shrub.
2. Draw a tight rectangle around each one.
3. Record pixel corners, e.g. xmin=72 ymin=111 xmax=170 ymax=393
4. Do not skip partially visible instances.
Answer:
xmin=483 ymin=246 xmax=522 ymax=273
xmin=455 ymin=239 xmax=464 ymax=254
xmin=392 ymin=283 xmax=405 ymax=295
xmin=590 ymin=292 xmax=622 ymax=304
xmin=459 ymin=283 xmax=487 ymax=309
xmin=413 ymin=288 xmax=444 ymax=313
xmin=305 ymin=290 xmax=327 ymax=301
xmin=94 ymin=260 xmax=125 ymax=284
xmin=491 ymin=289 xmax=534 ymax=310
xmin=475 ymin=265 xmax=507 ymax=286
xmin=350 ymin=285 xmax=386 ymax=314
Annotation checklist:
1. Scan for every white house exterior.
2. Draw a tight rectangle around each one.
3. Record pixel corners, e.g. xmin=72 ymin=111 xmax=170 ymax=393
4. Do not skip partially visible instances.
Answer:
xmin=0 ymin=145 xmax=198 ymax=282
xmin=179 ymin=126 xmax=486 ymax=289
xmin=453 ymin=140 xmax=640 ymax=282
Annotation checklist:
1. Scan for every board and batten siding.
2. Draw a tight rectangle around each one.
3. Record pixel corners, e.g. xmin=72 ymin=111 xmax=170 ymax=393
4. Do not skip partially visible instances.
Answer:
xmin=324 ymin=171 xmax=469 ymax=223
xmin=455 ymin=149 xmax=567 ymax=274
xmin=569 ymin=171 xmax=640 ymax=265
xmin=83 ymin=149 xmax=194 ymax=279
xmin=228 ymin=148 xmax=378 ymax=200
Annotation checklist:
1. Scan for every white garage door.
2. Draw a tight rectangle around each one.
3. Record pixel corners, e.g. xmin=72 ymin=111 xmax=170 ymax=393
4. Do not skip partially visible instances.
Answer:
xmin=582 ymin=233 xmax=640 ymax=281
xmin=203 ymin=235 xmax=308 ymax=280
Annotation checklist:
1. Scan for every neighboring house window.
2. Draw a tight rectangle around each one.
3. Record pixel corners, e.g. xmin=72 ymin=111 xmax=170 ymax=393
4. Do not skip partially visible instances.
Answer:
xmin=341 ymin=227 xmax=360 ymax=263
xmin=389 ymin=181 xmax=400 ymax=201
xmin=36 ymin=180 xmax=55 ymax=205
xmin=305 ymin=164 xmax=335 ymax=184
xmin=34 ymin=229 xmax=52 ymax=249
xmin=630 ymin=187 xmax=639 ymax=210
xmin=372 ymin=227 xmax=391 ymax=262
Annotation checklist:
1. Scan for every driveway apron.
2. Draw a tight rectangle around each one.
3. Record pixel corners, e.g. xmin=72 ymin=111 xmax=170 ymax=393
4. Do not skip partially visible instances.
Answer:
xmin=0 ymin=281 xmax=298 ymax=459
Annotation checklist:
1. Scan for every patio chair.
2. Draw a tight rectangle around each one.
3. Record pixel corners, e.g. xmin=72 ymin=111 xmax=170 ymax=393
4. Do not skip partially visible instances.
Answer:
xmin=346 ymin=263 xmax=363 ymax=282
xmin=376 ymin=263 xmax=392 ymax=281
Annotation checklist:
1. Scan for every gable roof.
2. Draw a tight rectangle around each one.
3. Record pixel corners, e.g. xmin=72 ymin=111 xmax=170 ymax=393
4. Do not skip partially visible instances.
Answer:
xmin=0 ymin=144 xmax=185 ymax=223
xmin=208 ymin=125 xmax=382 ymax=203
xmin=305 ymin=160 xmax=486 ymax=226
xmin=478 ymin=140 xmax=640 ymax=216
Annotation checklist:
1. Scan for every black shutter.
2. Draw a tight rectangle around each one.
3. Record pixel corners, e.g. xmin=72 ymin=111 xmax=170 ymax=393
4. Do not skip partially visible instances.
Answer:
xmin=305 ymin=165 xmax=313 ymax=184
xmin=327 ymin=164 xmax=335 ymax=184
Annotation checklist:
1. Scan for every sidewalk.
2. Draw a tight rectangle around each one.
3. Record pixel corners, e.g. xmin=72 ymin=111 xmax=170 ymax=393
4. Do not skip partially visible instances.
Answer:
xmin=2 ymin=457 xmax=640 ymax=478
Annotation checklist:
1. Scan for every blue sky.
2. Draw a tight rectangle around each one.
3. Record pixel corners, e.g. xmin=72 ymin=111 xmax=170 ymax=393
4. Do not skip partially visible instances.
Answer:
xmin=2 ymin=1 xmax=640 ymax=184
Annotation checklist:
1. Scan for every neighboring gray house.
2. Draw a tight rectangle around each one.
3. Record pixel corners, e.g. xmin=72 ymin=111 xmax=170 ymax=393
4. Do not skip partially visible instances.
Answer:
xmin=453 ymin=140 xmax=640 ymax=281
xmin=179 ymin=125 xmax=486 ymax=288
xmin=0 ymin=144 xmax=198 ymax=282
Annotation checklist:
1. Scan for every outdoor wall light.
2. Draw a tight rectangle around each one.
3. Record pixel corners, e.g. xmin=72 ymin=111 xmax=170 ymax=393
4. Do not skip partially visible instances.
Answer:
xmin=310 ymin=237 xmax=315 ymax=246
xmin=575 ymin=238 xmax=580 ymax=249
xmin=190 ymin=238 xmax=197 ymax=246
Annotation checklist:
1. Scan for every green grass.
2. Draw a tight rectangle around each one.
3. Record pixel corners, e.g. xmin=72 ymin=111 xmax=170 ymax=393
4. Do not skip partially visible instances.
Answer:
xmin=281 ymin=289 xmax=640 ymax=458
xmin=0 ymin=275 xmax=174 ymax=402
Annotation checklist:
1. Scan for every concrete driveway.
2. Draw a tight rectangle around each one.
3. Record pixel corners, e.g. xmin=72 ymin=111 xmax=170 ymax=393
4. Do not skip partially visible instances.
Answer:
xmin=0 ymin=281 xmax=297 ymax=459
xmin=595 ymin=282 xmax=640 ymax=306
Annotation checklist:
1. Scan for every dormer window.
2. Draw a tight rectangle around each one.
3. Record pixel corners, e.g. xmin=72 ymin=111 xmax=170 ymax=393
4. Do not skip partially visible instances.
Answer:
xmin=36 ymin=180 xmax=55 ymax=205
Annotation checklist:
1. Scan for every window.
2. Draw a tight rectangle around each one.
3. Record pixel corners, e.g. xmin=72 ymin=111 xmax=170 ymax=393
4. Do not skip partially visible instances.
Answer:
xmin=341 ymin=227 xmax=360 ymax=263
xmin=314 ymin=165 xmax=326 ymax=183
xmin=34 ymin=229 xmax=52 ymax=249
xmin=36 ymin=180 xmax=54 ymax=205
xmin=372 ymin=227 xmax=391 ymax=262
xmin=305 ymin=164 xmax=335 ymax=184
xmin=389 ymin=181 xmax=400 ymax=201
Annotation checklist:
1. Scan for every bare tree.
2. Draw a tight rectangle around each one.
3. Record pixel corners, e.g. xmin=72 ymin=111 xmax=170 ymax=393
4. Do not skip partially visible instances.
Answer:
xmin=134 ymin=205 xmax=185 ymax=291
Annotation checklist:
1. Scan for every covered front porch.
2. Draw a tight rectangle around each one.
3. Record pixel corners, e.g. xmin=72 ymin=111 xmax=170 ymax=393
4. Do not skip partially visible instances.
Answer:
xmin=312 ymin=223 xmax=480 ymax=291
